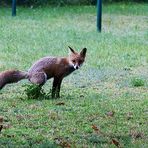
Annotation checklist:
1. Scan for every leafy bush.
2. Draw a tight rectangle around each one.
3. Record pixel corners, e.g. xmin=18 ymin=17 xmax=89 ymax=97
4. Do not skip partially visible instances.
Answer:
xmin=23 ymin=84 xmax=50 ymax=99
xmin=1 ymin=0 xmax=147 ymax=6
xmin=1 ymin=0 xmax=93 ymax=6
xmin=131 ymin=77 xmax=145 ymax=87
xmin=19 ymin=0 xmax=97 ymax=6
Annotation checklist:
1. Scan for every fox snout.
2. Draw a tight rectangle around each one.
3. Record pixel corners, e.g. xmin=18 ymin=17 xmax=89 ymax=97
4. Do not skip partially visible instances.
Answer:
xmin=69 ymin=61 xmax=82 ymax=70
xmin=73 ymin=64 xmax=80 ymax=70
xmin=69 ymin=64 xmax=79 ymax=71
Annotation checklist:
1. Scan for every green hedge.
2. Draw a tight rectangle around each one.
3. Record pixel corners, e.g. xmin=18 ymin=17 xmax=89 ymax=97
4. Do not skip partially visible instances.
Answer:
xmin=1 ymin=0 xmax=94 ymax=5
xmin=0 ymin=0 xmax=147 ymax=6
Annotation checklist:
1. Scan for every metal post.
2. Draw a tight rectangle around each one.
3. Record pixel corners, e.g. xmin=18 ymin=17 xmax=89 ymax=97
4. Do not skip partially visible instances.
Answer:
xmin=97 ymin=0 xmax=102 ymax=32
xmin=12 ymin=0 xmax=16 ymax=16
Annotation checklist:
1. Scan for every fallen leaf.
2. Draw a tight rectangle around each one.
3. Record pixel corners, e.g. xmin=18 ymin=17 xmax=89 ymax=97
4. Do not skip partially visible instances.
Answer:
xmin=111 ymin=139 xmax=120 ymax=147
xmin=126 ymin=112 xmax=133 ymax=120
xmin=92 ymin=124 xmax=99 ymax=133
xmin=0 ymin=116 xmax=4 ymax=123
xmin=3 ymin=124 xmax=12 ymax=129
xmin=7 ymin=134 xmax=15 ymax=138
xmin=0 ymin=125 xmax=3 ymax=132
xmin=130 ymin=131 xmax=144 ymax=139
xmin=54 ymin=138 xmax=71 ymax=148
xmin=16 ymin=115 xmax=25 ymax=121
xmin=134 ymin=133 xmax=143 ymax=139
xmin=56 ymin=102 xmax=65 ymax=106
xmin=60 ymin=141 xmax=71 ymax=148
xmin=106 ymin=111 xmax=115 ymax=117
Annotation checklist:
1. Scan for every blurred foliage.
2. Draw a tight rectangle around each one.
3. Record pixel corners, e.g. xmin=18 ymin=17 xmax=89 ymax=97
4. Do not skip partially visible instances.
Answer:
xmin=1 ymin=0 xmax=91 ymax=6
xmin=0 ymin=0 xmax=147 ymax=6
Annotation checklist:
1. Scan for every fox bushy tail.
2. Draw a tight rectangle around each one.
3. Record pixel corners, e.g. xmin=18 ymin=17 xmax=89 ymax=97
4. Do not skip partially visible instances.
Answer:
xmin=0 ymin=70 xmax=28 ymax=89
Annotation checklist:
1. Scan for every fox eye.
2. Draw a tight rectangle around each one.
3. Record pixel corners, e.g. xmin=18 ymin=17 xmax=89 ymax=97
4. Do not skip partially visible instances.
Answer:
xmin=79 ymin=60 xmax=83 ymax=63
xmin=72 ymin=60 xmax=76 ymax=63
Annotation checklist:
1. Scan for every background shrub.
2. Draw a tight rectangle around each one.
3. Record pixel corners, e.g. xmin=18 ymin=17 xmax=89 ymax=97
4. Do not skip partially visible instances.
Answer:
xmin=131 ymin=77 xmax=145 ymax=87
xmin=0 ymin=0 xmax=147 ymax=6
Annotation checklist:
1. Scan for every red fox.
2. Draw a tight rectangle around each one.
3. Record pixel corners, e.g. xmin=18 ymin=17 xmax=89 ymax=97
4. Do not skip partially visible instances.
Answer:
xmin=0 ymin=46 xmax=87 ymax=98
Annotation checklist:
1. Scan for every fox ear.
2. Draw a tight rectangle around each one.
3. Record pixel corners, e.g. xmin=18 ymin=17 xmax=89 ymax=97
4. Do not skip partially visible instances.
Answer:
xmin=68 ymin=46 xmax=76 ymax=54
xmin=80 ymin=48 xmax=87 ymax=57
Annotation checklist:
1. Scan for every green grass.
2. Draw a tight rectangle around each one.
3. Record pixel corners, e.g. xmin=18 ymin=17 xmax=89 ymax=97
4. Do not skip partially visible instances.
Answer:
xmin=0 ymin=3 xmax=148 ymax=147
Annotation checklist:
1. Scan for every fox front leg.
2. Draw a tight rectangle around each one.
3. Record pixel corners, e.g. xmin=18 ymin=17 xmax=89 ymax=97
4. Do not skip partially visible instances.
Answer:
xmin=52 ymin=77 xmax=63 ymax=98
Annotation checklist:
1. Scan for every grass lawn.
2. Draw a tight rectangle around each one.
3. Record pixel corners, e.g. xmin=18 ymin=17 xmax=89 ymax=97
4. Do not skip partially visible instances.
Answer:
xmin=0 ymin=3 xmax=148 ymax=147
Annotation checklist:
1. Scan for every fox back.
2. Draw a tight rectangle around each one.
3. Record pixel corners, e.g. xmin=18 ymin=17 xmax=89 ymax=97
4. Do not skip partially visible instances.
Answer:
xmin=28 ymin=46 xmax=87 ymax=80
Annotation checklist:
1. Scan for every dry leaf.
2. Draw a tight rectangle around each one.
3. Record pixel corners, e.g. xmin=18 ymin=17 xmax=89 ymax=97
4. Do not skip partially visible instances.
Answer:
xmin=112 ymin=139 xmax=120 ymax=147
xmin=3 ymin=124 xmax=12 ymax=129
xmin=126 ymin=112 xmax=133 ymax=120
xmin=60 ymin=141 xmax=71 ymax=148
xmin=54 ymin=138 xmax=71 ymax=148
xmin=92 ymin=124 xmax=99 ymax=133
xmin=106 ymin=111 xmax=115 ymax=117
xmin=56 ymin=102 xmax=65 ymax=106
xmin=0 ymin=116 xmax=4 ymax=123
xmin=130 ymin=131 xmax=144 ymax=139
xmin=0 ymin=125 xmax=3 ymax=132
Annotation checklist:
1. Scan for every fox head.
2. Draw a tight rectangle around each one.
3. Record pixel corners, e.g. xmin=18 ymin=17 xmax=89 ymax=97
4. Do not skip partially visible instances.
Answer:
xmin=68 ymin=46 xmax=87 ymax=70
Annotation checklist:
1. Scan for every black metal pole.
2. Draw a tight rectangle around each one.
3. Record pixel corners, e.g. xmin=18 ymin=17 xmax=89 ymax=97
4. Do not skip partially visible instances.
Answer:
xmin=12 ymin=0 xmax=16 ymax=16
xmin=97 ymin=0 xmax=102 ymax=32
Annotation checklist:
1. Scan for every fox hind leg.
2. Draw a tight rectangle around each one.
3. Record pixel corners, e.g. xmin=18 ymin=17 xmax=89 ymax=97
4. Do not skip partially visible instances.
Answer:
xmin=29 ymin=72 xmax=47 ymax=86
xmin=27 ymin=72 xmax=47 ymax=98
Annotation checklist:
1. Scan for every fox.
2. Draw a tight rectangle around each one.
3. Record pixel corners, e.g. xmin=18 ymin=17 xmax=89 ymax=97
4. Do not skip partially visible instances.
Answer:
xmin=0 ymin=46 xmax=87 ymax=98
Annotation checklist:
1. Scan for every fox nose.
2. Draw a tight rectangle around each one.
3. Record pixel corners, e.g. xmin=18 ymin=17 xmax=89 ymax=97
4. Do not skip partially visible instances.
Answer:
xmin=75 ymin=65 xmax=79 ymax=69
xmin=73 ymin=65 xmax=79 ymax=70
xmin=75 ymin=66 xmax=79 ymax=69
